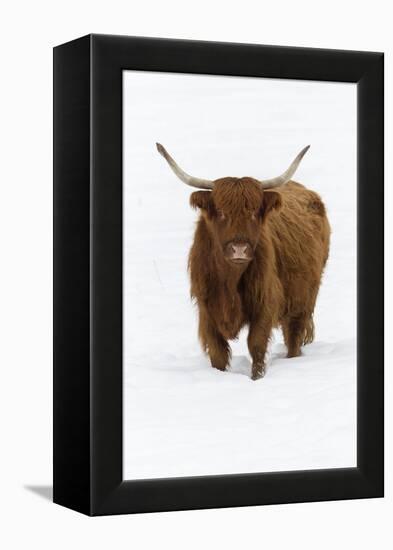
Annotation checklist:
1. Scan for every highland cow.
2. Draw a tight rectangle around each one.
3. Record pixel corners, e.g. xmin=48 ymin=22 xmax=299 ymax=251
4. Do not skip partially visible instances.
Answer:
xmin=156 ymin=143 xmax=330 ymax=380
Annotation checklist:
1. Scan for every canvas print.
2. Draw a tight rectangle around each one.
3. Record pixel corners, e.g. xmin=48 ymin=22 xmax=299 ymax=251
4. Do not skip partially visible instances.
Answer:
xmin=123 ymin=72 xmax=357 ymax=480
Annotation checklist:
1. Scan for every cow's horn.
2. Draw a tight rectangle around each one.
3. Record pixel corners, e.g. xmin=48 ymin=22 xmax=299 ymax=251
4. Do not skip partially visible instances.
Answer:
xmin=258 ymin=145 xmax=310 ymax=189
xmin=156 ymin=143 xmax=214 ymax=190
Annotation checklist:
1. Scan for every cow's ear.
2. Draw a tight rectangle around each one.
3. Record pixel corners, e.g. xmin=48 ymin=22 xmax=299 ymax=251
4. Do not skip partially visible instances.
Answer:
xmin=190 ymin=191 xmax=216 ymax=216
xmin=260 ymin=190 xmax=282 ymax=218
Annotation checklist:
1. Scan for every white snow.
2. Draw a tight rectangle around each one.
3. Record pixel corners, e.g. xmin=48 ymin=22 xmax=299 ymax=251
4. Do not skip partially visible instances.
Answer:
xmin=123 ymin=72 xmax=357 ymax=479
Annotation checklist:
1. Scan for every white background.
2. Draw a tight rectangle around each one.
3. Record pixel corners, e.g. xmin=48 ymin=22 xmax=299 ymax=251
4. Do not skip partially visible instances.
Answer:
xmin=0 ymin=1 xmax=390 ymax=549
xmin=123 ymin=73 xmax=357 ymax=479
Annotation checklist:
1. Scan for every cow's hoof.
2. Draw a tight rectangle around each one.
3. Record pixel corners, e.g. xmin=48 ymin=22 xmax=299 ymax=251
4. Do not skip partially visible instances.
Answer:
xmin=287 ymin=351 xmax=301 ymax=359
xmin=251 ymin=364 xmax=266 ymax=380
xmin=211 ymin=363 xmax=227 ymax=372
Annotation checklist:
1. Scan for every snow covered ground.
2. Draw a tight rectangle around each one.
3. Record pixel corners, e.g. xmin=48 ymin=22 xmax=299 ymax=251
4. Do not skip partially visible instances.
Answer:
xmin=123 ymin=72 xmax=357 ymax=479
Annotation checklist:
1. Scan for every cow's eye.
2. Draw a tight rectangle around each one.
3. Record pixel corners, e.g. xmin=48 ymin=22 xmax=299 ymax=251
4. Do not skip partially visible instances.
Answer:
xmin=218 ymin=210 xmax=226 ymax=221
xmin=250 ymin=212 xmax=257 ymax=221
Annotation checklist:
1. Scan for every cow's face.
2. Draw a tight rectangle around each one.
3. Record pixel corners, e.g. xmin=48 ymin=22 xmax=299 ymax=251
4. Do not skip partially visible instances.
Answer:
xmin=190 ymin=178 xmax=282 ymax=266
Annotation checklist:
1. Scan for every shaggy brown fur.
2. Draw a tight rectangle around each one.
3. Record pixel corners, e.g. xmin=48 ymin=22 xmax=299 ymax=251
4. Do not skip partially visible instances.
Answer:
xmin=188 ymin=178 xmax=330 ymax=380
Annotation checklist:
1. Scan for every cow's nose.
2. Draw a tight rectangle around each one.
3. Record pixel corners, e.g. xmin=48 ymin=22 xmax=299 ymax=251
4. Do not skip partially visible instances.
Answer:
xmin=231 ymin=244 xmax=248 ymax=258
xmin=227 ymin=242 xmax=252 ymax=260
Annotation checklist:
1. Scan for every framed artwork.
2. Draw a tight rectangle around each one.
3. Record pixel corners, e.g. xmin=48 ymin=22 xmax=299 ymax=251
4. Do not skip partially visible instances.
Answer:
xmin=53 ymin=34 xmax=383 ymax=515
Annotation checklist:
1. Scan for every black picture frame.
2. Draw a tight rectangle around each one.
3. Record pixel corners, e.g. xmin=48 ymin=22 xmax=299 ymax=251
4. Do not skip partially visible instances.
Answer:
xmin=53 ymin=34 xmax=384 ymax=516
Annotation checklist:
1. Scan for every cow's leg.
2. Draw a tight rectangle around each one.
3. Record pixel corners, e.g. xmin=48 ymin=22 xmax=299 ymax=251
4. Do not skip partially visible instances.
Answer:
xmin=247 ymin=318 xmax=272 ymax=380
xmin=199 ymin=308 xmax=231 ymax=372
xmin=282 ymin=313 xmax=310 ymax=358
xmin=207 ymin=330 xmax=231 ymax=372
